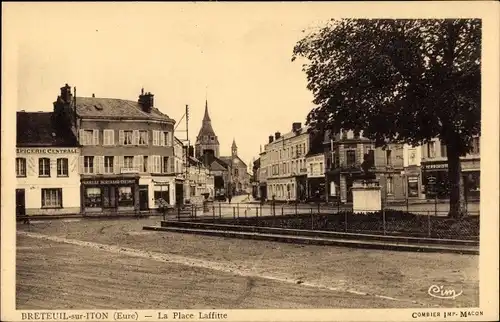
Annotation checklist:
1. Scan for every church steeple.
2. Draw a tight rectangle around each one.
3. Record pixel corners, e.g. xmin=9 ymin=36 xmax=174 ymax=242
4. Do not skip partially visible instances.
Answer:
xmin=195 ymin=98 xmax=220 ymax=159
xmin=231 ymin=138 xmax=238 ymax=157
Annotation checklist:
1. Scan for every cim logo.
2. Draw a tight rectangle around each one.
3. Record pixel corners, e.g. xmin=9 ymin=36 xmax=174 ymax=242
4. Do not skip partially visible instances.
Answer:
xmin=427 ymin=285 xmax=463 ymax=299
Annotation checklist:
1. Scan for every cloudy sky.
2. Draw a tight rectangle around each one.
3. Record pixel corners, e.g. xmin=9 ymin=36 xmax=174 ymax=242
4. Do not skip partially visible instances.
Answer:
xmin=5 ymin=2 xmax=345 ymax=166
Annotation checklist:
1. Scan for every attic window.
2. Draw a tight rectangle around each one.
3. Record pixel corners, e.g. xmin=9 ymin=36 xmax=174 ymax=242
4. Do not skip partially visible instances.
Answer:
xmin=94 ymin=105 xmax=103 ymax=111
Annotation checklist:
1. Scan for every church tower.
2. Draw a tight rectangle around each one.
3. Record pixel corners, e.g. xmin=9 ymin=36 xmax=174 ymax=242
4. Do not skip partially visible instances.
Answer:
xmin=231 ymin=138 xmax=238 ymax=157
xmin=195 ymin=100 xmax=220 ymax=159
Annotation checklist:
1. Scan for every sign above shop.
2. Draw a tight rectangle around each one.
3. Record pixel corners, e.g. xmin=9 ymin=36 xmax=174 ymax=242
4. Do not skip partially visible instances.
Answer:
xmin=82 ymin=179 xmax=136 ymax=185
xmin=17 ymin=148 xmax=79 ymax=154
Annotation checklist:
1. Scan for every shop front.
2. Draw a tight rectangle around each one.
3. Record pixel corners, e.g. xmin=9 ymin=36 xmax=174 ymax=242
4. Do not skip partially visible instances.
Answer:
xmin=422 ymin=159 xmax=480 ymax=200
xmin=81 ymin=176 xmax=139 ymax=214
xmin=404 ymin=165 xmax=422 ymax=199
xmin=307 ymin=177 xmax=326 ymax=202
xmin=152 ymin=177 xmax=175 ymax=207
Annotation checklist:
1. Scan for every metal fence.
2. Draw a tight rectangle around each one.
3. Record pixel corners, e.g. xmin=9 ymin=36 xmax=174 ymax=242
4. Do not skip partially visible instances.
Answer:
xmin=165 ymin=201 xmax=479 ymax=240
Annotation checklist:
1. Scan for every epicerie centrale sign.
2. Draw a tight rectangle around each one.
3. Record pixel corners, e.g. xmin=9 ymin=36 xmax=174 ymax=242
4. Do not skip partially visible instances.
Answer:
xmin=17 ymin=148 xmax=79 ymax=154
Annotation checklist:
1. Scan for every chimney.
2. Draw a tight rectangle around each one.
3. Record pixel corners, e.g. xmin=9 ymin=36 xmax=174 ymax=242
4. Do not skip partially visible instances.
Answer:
xmin=138 ymin=89 xmax=154 ymax=113
xmin=92 ymin=93 xmax=95 ymax=98
xmin=60 ymin=83 xmax=72 ymax=103
xmin=292 ymin=122 xmax=302 ymax=132
xmin=275 ymin=132 xmax=281 ymax=140
xmin=268 ymin=135 xmax=274 ymax=143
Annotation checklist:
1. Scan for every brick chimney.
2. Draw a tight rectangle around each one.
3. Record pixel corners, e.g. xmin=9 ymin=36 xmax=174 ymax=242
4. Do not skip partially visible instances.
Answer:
xmin=275 ymin=132 xmax=281 ymax=140
xmin=138 ymin=88 xmax=154 ymax=113
xmin=60 ymin=84 xmax=72 ymax=103
xmin=292 ymin=122 xmax=302 ymax=132
xmin=268 ymin=135 xmax=274 ymax=143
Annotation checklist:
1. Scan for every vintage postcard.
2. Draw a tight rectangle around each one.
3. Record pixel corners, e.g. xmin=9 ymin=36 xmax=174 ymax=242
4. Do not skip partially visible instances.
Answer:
xmin=1 ymin=2 xmax=499 ymax=322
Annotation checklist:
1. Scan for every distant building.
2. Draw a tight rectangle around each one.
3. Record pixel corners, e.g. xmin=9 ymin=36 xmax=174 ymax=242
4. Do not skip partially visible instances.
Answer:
xmin=16 ymin=111 xmax=80 ymax=216
xmin=262 ymin=122 xmax=310 ymax=202
xmin=420 ymin=137 xmax=480 ymax=200
xmin=194 ymin=100 xmax=250 ymax=197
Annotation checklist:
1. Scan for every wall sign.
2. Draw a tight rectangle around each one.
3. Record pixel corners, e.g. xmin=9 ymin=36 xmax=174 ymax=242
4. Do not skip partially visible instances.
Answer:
xmin=82 ymin=179 xmax=136 ymax=185
xmin=17 ymin=148 xmax=79 ymax=154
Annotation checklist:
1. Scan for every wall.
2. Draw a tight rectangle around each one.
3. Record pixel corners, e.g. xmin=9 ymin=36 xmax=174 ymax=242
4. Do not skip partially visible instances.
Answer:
xmin=306 ymin=154 xmax=325 ymax=178
xmin=16 ymin=147 xmax=81 ymax=215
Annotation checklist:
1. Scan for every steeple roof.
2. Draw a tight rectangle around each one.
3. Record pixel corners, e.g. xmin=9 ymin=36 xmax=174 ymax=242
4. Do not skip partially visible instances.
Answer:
xmin=232 ymin=138 xmax=237 ymax=149
xmin=196 ymin=99 xmax=219 ymax=143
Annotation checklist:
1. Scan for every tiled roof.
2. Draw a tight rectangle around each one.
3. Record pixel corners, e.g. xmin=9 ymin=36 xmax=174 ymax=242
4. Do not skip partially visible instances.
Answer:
xmin=75 ymin=97 xmax=174 ymax=122
xmin=17 ymin=112 xmax=78 ymax=147
xmin=219 ymin=156 xmax=247 ymax=167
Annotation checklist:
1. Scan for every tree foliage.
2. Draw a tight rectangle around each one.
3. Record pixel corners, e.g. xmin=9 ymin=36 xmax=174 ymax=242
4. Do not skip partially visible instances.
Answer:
xmin=292 ymin=19 xmax=481 ymax=153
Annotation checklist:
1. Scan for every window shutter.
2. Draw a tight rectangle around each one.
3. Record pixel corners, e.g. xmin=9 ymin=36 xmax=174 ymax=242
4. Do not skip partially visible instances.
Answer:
xmin=79 ymin=130 xmax=85 ymax=145
xmin=144 ymin=131 xmax=149 ymax=145
xmin=147 ymin=156 xmax=153 ymax=173
xmin=137 ymin=155 xmax=144 ymax=172
xmin=109 ymin=130 xmax=115 ymax=145
xmin=170 ymin=157 xmax=175 ymax=173
xmin=119 ymin=156 xmax=124 ymax=173
xmin=155 ymin=155 xmax=160 ymax=173
xmin=100 ymin=156 xmax=105 ymax=174
xmin=93 ymin=130 xmax=99 ymax=145
xmin=119 ymin=130 xmax=124 ymax=146
xmin=114 ymin=156 xmax=119 ymax=174
xmin=133 ymin=130 xmax=139 ymax=145
xmin=152 ymin=131 xmax=158 ymax=146
xmin=79 ymin=156 xmax=84 ymax=174
xmin=160 ymin=132 xmax=165 ymax=146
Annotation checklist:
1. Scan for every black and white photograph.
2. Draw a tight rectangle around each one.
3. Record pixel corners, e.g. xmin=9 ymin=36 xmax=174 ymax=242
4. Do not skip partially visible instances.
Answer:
xmin=1 ymin=2 xmax=498 ymax=322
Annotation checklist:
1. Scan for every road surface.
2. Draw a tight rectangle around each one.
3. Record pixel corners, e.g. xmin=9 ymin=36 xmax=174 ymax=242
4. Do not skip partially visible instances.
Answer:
xmin=16 ymin=218 xmax=478 ymax=309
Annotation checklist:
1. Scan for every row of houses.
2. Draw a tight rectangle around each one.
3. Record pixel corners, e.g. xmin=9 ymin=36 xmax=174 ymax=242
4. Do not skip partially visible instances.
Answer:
xmin=252 ymin=122 xmax=480 ymax=203
xmin=15 ymin=84 xmax=214 ymax=217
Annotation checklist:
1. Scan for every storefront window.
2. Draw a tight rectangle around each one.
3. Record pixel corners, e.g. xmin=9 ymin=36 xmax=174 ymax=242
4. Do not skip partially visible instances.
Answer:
xmin=118 ymin=186 xmax=134 ymax=207
xmin=407 ymin=177 xmax=419 ymax=197
xmin=85 ymin=187 xmax=102 ymax=208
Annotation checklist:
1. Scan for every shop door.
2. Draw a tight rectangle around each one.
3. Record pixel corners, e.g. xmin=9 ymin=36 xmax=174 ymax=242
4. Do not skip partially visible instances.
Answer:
xmin=175 ymin=183 xmax=184 ymax=206
xmin=16 ymin=189 xmax=26 ymax=217
xmin=102 ymin=186 xmax=117 ymax=208
xmin=139 ymin=186 xmax=149 ymax=210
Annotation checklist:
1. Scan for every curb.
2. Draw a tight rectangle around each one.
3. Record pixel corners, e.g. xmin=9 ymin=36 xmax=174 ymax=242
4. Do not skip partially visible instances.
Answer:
xmin=143 ymin=225 xmax=479 ymax=255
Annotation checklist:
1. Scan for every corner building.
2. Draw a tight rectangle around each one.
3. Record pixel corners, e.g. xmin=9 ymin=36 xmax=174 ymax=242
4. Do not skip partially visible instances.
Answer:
xmin=16 ymin=111 xmax=80 ymax=216
xmin=53 ymin=85 xmax=177 ymax=214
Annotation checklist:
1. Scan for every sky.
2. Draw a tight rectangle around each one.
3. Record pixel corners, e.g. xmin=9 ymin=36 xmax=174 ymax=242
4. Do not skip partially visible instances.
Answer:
xmin=5 ymin=2 xmax=341 ymax=167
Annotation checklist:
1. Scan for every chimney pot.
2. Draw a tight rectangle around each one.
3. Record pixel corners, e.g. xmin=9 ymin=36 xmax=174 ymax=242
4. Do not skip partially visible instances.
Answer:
xmin=92 ymin=93 xmax=95 ymax=98
xmin=292 ymin=122 xmax=302 ymax=132
xmin=275 ymin=132 xmax=281 ymax=140
xmin=268 ymin=135 xmax=274 ymax=143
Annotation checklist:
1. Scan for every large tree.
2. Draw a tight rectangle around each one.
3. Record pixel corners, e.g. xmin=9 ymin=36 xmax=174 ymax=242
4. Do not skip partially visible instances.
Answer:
xmin=292 ymin=19 xmax=481 ymax=217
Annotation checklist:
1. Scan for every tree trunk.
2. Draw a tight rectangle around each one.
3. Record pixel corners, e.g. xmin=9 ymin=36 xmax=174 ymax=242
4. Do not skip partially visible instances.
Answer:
xmin=446 ymin=144 xmax=467 ymax=218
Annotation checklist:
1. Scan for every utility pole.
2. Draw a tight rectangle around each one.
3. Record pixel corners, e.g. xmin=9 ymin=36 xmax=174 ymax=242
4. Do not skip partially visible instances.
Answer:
xmin=185 ymin=104 xmax=189 ymax=203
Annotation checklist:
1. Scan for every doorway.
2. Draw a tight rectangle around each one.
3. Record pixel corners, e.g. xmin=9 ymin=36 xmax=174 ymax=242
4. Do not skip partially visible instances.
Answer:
xmin=139 ymin=185 xmax=149 ymax=210
xmin=175 ymin=183 xmax=184 ymax=206
xmin=16 ymin=189 xmax=26 ymax=217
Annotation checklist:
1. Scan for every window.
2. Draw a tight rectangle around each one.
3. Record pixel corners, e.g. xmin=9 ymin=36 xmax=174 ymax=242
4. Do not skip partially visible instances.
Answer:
xmin=39 ymin=158 xmax=51 ymax=177
xmin=471 ymin=137 xmax=480 ymax=155
xmin=104 ymin=156 xmax=114 ymax=174
xmin=427 ymin=141 xmax=436 ymax=158
xmin=85 ymin=187 xmax=102 ymax=208
xmin=16 ymin=158 xmax=26 ymax=177
xmin=440 ymin=141 xmax=447 ymax=158
xmin=163 ymin=156 xmax=169 ymax=173
xmin=161 ymin=131 xmax=170 ymax=146
xmin=139 ymin=130 xmax=148 ymax=145
xmin=234 ymin=168 xmax=239 ymax=176
xmin=57 ymin=158 xmax=68 ymax=177
xmin=118 ymin=186 xmax=134 ymax=207
xmin=310 ymin=163 xmax=314 ymax=174
xmin=124 ymin=156 xmax=134 ymax=169
xmin=386 ymin=150 xmax=392 ymax=166
xmin=84 ymin=156 xmax=94 ymax=174
xmin=386 ymin=177 xmax=394 ymax=195
xmin=143 ymin=156 xmax=148 ymax=172
xmin=41 ymin=188 xmax=62 ymax=208
xmin=82 ymin=130 xmax=93 ymax=145
xmin=346 ymin=150 xmax=356 ymax=166
xmin=122 ymin=130 xmax=133 ymax=145
xmin=153 ymin=155 xmax=162 ymax=173
xmin=103 ymin=130 xmax=115 ymax=146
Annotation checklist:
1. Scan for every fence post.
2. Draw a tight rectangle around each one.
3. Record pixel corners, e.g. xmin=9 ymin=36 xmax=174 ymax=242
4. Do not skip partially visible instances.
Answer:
xmin=219 ymin=203 xmax=222 ymax=218
xmin=233 ymin=207 xmax=236 ymax=219
xmin=382 ymin=208 xmax=386 ymax=236
xmin=260 ymin=204 xmax=262 ymax=217
xmin=427 ymin=210 xmax=431 ymax=237
xmin=311 ymin=208 xmax=314 ymax=230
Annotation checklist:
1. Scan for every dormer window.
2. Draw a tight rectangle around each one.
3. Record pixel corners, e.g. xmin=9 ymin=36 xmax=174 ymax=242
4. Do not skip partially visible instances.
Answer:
xmin=210 ymin=136 xmax=214 ymax=141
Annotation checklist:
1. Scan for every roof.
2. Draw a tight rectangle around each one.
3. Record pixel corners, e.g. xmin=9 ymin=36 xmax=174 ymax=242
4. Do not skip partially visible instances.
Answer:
xmin=219 ymin=155 xmax=247 ymax=168
xmin=209 ymin=157 xmax=229 ymax=171
xmin=75 ymin=97 xmax=174 ymax=122
xmin=17 ymin=112 xmax=78 ymax=147
xmin=305 ymin=130 xmax=326 ymax=157
xmin=174 ymin=136 xmax=184 ymax=145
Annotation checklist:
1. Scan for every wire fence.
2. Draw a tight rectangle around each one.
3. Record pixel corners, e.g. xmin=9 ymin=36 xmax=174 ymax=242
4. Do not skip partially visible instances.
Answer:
xmin=165 ymin=201 xmax=480 ymax=240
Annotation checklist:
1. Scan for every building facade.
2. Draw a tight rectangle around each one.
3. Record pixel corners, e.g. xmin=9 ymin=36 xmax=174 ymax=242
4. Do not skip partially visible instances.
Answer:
xmin=263 ymin=122 xmax=310 ymax=202
xmin=52 ymin=85 xmax=177 ymax=214
xmin=325 ymin=130 xmax=405 ymax=203
xmin=420 ymin=137 xmax=480 ymax=200
xmin=16 ymin=111 xmax=80 ymax=216
xmin=403 ymin=144 xmax=424 ymax=199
